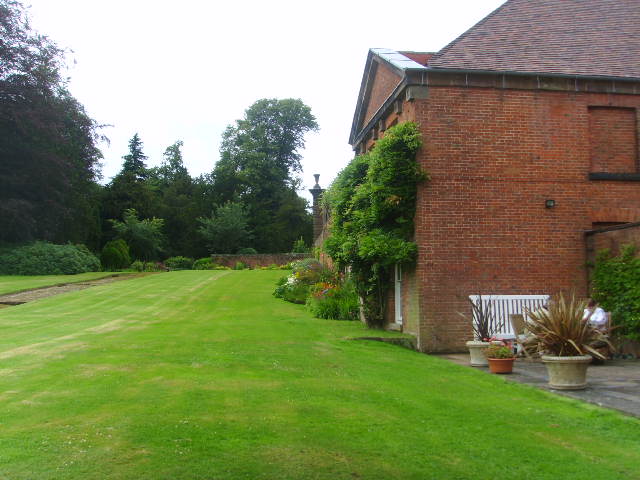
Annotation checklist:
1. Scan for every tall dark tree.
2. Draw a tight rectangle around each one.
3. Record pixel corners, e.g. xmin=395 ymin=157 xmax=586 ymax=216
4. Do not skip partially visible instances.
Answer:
xmin=101 ymin=133 xmax=157 ymax=231
xmin=148 ymin=140 xmax=200 ymax=257
xmin=0 ymin=0 xmax=103 ymax=245
xmin=211 ymin=98 xmax=317 ymax=252
xmin=197 ymin=201 xmax=252 ymax=254
xmin=110 ymin=208 xmax=165 ymax=261
xmin=121 ymin=133 xmax=147 ymax=180
xmin=158 ymin=140 xmax=188 ymax=182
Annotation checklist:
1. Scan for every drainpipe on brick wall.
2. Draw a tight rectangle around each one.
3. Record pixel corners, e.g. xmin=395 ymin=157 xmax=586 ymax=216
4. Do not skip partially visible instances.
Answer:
xmin=308 ymin=174 xmax=325 ymax=243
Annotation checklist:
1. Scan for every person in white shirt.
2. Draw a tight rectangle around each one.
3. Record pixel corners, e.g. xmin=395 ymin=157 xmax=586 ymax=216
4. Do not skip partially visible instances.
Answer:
xmin=583 ymin=299 xmax=608 ymax=331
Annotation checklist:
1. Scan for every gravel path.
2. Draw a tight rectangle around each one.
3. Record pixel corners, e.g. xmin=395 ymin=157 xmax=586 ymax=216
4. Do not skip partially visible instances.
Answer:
xmin=0 ymin=274 xmax=139 ymax=305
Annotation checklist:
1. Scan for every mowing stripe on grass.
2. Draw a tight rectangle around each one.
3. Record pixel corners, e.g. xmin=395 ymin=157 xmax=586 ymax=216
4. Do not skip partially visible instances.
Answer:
xmin=0 ymin=271 xmax=638 ymax=479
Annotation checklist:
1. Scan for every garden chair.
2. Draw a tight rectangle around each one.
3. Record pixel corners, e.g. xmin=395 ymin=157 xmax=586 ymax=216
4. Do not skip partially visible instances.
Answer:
xmin=590 ymin=312 xmax=614 ymax=363
xmin=509 ymin=314 xmax=535 ymax=360
xmin=603 ymin=312 xmax=612 ymax=333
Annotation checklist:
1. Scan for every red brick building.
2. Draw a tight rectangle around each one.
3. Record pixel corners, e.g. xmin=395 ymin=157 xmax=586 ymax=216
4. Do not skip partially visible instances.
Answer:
xmin=341 ymin=0 xmax=640 ymax=352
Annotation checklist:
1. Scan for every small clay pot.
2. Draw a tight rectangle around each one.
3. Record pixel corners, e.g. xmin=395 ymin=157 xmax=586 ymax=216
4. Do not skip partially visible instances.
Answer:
xmin=487 ymin=357 xmax=515 ymax=374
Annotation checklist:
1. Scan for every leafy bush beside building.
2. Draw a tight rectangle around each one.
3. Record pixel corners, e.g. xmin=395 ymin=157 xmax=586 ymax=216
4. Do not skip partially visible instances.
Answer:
xmin=322 ymin=122 xmax=425 ymax=327
xmin=592 ymin=245 xmax=640 ymax=341
xmin=306 ymin=280 xmax=359 ymax=321
xmin=273 ymin=258 xmax=359 ymax=320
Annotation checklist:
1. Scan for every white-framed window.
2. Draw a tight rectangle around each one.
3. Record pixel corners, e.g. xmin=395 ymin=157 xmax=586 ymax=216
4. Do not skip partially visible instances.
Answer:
xmin=394 ymin=264 xmax=403 ymax=325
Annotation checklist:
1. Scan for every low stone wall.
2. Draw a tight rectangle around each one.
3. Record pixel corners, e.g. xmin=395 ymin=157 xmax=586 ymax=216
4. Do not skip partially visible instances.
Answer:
xmin=210 ymin=253 xmax=311 ymax=269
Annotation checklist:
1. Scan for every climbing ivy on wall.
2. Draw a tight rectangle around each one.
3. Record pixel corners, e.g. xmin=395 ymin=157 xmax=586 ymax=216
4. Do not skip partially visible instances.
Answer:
xmin=592 ymin=245 xmax=640 ymax=341
xmin=323 ymin=122 xmax=426 ymax=327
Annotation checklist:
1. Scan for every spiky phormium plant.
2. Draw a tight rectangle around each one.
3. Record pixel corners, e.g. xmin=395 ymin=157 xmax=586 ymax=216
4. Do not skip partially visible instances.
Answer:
xmin=525 ymin=292 xmax=612 ymax=358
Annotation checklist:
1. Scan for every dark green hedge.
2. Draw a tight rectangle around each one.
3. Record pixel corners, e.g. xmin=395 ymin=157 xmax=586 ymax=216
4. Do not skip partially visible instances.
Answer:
xmin=0 ymin=242 xmax=100 ymax=275
xmin=100 ymin=239 xmax=131 ymax=270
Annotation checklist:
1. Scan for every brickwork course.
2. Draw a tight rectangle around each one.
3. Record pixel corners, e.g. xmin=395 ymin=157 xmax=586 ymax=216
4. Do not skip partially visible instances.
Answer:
xmin=336 ymin=0 xmax=640 ymax=352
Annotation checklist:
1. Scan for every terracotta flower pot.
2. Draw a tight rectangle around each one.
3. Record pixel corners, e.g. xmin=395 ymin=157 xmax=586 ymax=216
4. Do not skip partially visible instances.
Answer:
xmin=466 ymin=340 xmax=490 ymax=366
xmin=487 ymin=357 xmax=515 ymax=374
xmin=541 ymin=355 xmax=592 ymax=390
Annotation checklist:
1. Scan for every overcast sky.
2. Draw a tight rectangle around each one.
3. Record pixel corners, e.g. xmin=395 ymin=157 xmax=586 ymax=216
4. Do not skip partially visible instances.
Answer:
xmin=26 ymin=0 xmax=505 ymax=198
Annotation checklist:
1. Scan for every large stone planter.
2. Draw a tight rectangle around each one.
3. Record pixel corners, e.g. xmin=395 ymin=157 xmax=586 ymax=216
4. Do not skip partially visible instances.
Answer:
xmin=541 ymin=355 xmax=592 ymax=390
xmin=466 ymin=341 xmax=490 ymax=367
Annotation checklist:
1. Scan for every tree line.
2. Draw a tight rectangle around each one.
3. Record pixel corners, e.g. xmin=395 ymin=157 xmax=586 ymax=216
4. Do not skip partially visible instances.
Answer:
xmin=0 ymin=1 xmax=315 ymax=260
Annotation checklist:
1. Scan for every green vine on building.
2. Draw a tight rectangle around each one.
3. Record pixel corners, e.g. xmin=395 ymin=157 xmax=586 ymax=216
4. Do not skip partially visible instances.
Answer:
xmin=323 ymin=122 xmax=426 ymax=327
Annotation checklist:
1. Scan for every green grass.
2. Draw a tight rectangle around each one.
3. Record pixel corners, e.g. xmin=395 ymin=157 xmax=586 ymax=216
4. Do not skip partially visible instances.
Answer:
xmin=0 ymin=272 xmax=120 ymax=295
xmin=0 ymin=271 xmax=638 ymax=479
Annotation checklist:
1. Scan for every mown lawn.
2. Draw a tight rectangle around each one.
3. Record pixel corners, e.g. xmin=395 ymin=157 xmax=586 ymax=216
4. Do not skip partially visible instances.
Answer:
xmin=0 ymin=272 xmax=120 ymax=296
xmin=0 ymin=271 xmax=638 ymax=479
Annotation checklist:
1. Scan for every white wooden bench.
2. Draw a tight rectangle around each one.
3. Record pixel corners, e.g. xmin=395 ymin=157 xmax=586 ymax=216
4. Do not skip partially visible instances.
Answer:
xmin=469 ymin=294 xmax=550 ymax=338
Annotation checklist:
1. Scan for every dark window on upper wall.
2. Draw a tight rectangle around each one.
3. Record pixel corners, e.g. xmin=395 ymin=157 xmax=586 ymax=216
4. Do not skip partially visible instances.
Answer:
xmin=589 ymin=107 xmax=638 ymax=173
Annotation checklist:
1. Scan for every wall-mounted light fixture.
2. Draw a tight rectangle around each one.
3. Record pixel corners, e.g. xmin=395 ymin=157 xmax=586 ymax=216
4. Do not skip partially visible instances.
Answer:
xmin=545 ymin=199 xmax=556 ymax=209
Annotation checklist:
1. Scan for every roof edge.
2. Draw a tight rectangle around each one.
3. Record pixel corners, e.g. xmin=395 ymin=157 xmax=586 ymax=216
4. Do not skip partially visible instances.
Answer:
xmin=349 ymin=49 xmax=415 ymax=145
xmin=427 ymin=66 xmax=640 ymax=83
xmin=350 ymin=67 xmax=640 ymax=148
xmin=371 ymin=48 xmax=429 ymax=72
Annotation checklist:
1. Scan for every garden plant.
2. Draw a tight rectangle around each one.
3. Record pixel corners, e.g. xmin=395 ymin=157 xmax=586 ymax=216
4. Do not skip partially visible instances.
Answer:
xmin=306 ymin=279 xmax=359 ymax=321
xmin=592 ymin=245 xmax=640 ymax=340
xmin=273 ymin=258 xmax=328 ymax=304
xmin=526 ymin=292 xmax=613 ymax=390
xmin=525 ymin=292 xmax=611 ymax=358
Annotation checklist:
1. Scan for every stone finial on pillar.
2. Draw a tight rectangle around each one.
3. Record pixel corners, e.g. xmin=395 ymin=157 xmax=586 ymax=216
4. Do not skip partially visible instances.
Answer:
xmin=308 ymin=174 xmax=325 ymax=242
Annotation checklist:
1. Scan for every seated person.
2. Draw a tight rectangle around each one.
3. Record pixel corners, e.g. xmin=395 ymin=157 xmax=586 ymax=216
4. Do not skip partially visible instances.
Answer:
xmin=583 ymin=299 xmax=608 ymax=332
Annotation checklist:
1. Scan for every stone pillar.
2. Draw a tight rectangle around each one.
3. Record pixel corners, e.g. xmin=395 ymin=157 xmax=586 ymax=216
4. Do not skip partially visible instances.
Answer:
xmin=308 ymin=174 xmax=325 ymax=243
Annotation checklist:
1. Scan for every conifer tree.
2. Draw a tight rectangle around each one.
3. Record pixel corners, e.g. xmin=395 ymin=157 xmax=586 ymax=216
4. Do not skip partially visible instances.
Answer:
xmin=121 ymin=133 xmax=148 ymax=180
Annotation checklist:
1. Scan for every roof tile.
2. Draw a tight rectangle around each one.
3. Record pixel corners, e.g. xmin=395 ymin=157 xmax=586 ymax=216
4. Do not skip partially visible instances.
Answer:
xmin=428 ymin=0 xmax=640 ymax=79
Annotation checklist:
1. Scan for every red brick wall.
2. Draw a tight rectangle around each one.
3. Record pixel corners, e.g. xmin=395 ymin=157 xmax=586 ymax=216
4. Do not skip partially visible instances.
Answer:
xmin=588 ymin=107 xmax=638 ymax=173
xmin=362 ymin=101 xmax=417 ymax=152
xmin=362 ymin=61 xmax=401 ymax=127
xmin=410 ymin=88 xmax=640 ymax=352
xmin=210 ymin=253 xmax=310 ymax=269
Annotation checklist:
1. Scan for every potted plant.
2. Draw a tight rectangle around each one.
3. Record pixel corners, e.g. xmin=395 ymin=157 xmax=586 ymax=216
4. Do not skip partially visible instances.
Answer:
xmin=525 ymin=292 xmax=612 ymax=390
xmin=462 ymin=294 xmax=499 ymax=367
xmin=485 ymin=342 xmax=516 ymax=374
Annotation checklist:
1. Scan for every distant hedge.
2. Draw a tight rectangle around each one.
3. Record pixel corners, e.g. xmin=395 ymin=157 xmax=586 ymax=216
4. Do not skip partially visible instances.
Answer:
xmin=164 ymin=256 xmax=194 ymax=270
xmin=100 ymin=239 xmax=131 ymax=270
xmin=0 ymin=242 xmax=100 ymax=275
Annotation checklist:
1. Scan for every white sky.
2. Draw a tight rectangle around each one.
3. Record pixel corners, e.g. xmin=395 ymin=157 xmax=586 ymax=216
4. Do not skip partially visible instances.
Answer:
xmin=25 ymin=0 xmax=505 ymax=199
